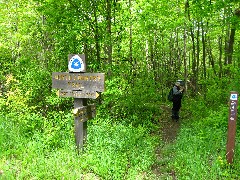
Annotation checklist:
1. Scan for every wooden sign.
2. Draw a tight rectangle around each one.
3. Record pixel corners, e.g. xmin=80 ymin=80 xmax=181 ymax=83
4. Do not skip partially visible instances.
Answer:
xmin=73 ymin=104 xmax=96 ymax=122
xmin=57 ymin=90 xmax=99 ymax=99
xmin=52 ymin=72 xmax=105 ymax=92
xmin=52 ymin=54 xmax=105 ymax=151
xmin=226 ymin=91 xmax=238 ymax=164
xmin=74 ymin=98 xmax=87 ymax=150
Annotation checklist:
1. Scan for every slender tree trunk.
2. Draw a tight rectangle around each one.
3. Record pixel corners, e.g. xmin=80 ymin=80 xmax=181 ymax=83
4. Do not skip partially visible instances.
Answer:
xmin=183 ymin=16 xmax=188 ymax=92
xmin=190 ymin=27 xmax=196 ymax=85
xmin=218 ymin=36 xmax=223 ymax=78
xmin=206 ymin=37 xmax=216 ymax=75
xmin=154 ymin=31 xmax=160 ymax=83
xmin=169 ymin=34 xmax=173 ymax=68
xmin=106 ymin=0 xmax=112 ymax=75
xmin=224 ymin=31 xmax=229 ymax=65
xmin=12 ymin=3 xmax=20 ymax=63
xmin=93 ymin=0 xmax=101 ymax=70
xmin=176 ymin=28 xmax=181 ymax=70
xmin=185 ymin=0 xmax=197 ymax=92
xmin=201 ymin=21 xmax=206 ymax=80
xmin=196 ymin=21 xmax=200 ymax=92
xmin=227 ymin=28 xmax=235 ymax=65
xmin=224 ymin=8 xmax=240 ymax=75
xmin=129 ymin=0 xmax=132 ymax=63
xmin=224 ymin=6 xmax=230 ymax=66
xmin=129 ymin=0 xmax=134 ymax=85
xmin=201 ymin=21 xmax=207 ymax=99
xmin=149 ymin=38 xmax=157 ymax=85
xmin=228 ymin=9 xmax=240 ymax=65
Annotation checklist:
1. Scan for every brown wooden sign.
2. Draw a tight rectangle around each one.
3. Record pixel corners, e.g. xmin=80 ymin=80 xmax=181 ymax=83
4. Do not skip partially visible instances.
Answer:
xmin=52 ymin=72 xmax=105 ymax=92
xmin=73 ymin=104 xmax=96 ymax=122
xmin=226 ymin=91 xmax=238 ymax=164
xmin=52 ymin=54 xmax=105 ymax=151
xmin=57 ymin=90 xmax=99 ymax=99
xmin=74 ymin=98 xmax=87 ymax=150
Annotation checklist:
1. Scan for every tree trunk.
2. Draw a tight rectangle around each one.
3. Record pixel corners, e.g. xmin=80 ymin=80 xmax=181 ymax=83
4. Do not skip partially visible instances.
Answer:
xmin=183 ymin=6 xmax=188 ymax=92
xmin=201 ymin=21 xmax=206 ymax=80
xmin=106 ymin=0 xmax=112 ymax=75
xmin=129 ymin=0 xmax=135 ymax=85
xmin=185 ymin=0 xmax=197 ymax=92
xmin=218 ymin=35 xmax=223 ymax=78
xmin=227 ymin=28 xmax=236 ymax=65
xmin=196 ymin=21 xmax=200 ymax=92
xmin=93 ymin=0 xmax=101 ymax=70
xmin=206 ymin=37 xmax=216 ymax=76
xmin=176 ymin=28 xmax=181 ymax=71
xmin=224 ymin=8 xmax=240 ymax=75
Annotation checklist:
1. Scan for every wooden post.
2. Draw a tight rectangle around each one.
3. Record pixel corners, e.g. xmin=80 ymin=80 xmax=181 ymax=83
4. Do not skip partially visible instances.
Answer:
xmin=226 ymin=91 xmax=238 ymax=164
xmin=74 ymin=98 xmax=87 ymax=150
xmin=51 ymin=54 xmax=104 ymax=151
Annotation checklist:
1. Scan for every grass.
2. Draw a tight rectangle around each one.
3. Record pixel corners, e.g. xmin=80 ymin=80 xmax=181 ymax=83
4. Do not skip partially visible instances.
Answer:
xmin=1 ymin=89 xmax=240 ymax=179
xmin=0 ymin=114 xmax=159 ymax=180
xmin=168 ymin=105 xmax=240 ymax=179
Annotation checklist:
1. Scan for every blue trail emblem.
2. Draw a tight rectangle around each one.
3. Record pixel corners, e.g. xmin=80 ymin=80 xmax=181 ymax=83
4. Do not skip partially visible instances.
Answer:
xmin=68 ymin=55 xmax=84 ymax=72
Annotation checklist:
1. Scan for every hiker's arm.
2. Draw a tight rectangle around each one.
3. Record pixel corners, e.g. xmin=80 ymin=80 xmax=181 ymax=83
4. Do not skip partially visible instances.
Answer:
xmin=173 ymin=86 xmax=183 ymax=95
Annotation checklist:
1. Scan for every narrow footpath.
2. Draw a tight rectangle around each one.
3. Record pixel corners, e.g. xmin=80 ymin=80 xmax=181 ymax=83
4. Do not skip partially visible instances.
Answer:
xmin=152 ymin=104 xmax=181 ymax=179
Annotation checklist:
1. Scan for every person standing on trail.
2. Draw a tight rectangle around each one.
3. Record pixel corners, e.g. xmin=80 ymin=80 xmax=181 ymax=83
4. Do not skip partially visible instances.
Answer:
xmin=171 ymin=81 xmax=184 ymax=121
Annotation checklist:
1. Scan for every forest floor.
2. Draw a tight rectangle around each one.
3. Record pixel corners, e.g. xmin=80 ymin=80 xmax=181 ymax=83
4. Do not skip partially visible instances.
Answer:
xmin=151 ymin=104 xmax=181 ymax=179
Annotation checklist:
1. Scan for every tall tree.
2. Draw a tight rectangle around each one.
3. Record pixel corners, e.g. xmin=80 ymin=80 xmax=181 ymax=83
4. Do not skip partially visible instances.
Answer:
xmin=226 ymin=8 xmax=240 ymax=65
xmin=106 ymin=0 xmax=113 ymax=73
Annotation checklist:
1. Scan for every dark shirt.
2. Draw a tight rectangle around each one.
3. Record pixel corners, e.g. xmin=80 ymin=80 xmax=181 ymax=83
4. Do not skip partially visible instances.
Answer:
xmin=172 ymin=85 xmax=183 ymax=101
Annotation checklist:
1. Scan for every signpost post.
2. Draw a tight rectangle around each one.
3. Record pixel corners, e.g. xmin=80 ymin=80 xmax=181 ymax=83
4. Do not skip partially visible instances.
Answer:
xmin=52 ymin=54 xmax=105 ymax=150
xmin=226 ymin=91 xmax=238 ymax=164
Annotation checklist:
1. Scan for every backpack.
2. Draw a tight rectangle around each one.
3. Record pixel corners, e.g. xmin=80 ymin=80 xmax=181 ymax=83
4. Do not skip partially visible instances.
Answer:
xmin=167 ymin=88 xmax=173 ymax=102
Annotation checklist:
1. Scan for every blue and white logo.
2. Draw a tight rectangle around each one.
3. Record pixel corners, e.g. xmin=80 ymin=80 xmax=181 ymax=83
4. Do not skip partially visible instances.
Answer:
xmin=68 ymin=55 xmax=84 ymax=72
xmin=230 ymin=94 xmax=238 ymax=100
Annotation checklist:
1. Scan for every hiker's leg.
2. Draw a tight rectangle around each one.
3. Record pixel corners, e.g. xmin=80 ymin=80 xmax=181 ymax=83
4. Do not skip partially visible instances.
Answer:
xmin=171 ymin=109 xmax=175 ymax=119
xmin=171 ymin=109 xmax=179 ymax=120
xmin=175 ymin=111 xmax=179 ymax=120
xmin=175 ymin=101 xmax=182 ymax=119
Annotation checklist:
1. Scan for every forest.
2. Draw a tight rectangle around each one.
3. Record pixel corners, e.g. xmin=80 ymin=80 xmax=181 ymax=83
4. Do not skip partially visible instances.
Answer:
xmin=0 ymin=0 xmax=240 ymax=179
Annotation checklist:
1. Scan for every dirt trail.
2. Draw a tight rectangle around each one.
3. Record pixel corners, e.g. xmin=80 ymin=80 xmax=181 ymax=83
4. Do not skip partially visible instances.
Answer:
xmin=159 ymin=105 xmax=180 ymax=143
xmin=151 ymin=104 xmax=181 ymax=179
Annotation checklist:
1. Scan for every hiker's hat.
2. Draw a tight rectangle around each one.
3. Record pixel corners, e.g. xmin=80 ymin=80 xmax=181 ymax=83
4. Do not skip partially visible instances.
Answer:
xmin=177 ymin=80 xmax=184 ymax=86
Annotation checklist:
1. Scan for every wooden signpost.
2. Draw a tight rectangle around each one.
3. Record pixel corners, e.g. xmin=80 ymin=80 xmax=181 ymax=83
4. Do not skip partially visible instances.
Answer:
xmin=52 ymin=72 xmax=105 ymax=92
xmin=226 ymin=91 xmax=238 ymax=164
xmin=52 ymin=54 xmax=105 ymax=150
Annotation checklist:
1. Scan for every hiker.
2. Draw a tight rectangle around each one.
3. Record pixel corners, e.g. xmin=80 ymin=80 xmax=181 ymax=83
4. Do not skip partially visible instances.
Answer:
xmin=171 ymin=81 xmax=184 ymax=121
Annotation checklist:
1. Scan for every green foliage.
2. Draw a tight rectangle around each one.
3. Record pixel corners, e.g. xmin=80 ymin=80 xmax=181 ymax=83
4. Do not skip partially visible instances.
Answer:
xmin=0 ymin=115 xmax=27 ymax=158
xmin=0 ymin=72 xmax=73 ymax=147
xmin=170 ymin=106 xmax=240 ymax=179
xmin=0 ymin=113 xmax=158 ymax=179
xmin=1 ymin=0 xmax=240 ymax=179
xmin=187 ymin=75 xmax=238 ymax=118
xmin=0 ymin=72 xmax=159 ymax=179
xmin=83 ymin=121 xmax=158 ymax=179
xmin=101 ymin=76 xmax=162 ymax=130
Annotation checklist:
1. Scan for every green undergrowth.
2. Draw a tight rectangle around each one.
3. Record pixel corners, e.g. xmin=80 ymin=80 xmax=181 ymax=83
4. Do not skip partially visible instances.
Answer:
xmin=169 ymin=105 xmax=240 ymax=179
xmin=0 ymin=114 xmax=159 ymax=179
xmin=0 ymin=73 xmax=163 ymax=179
